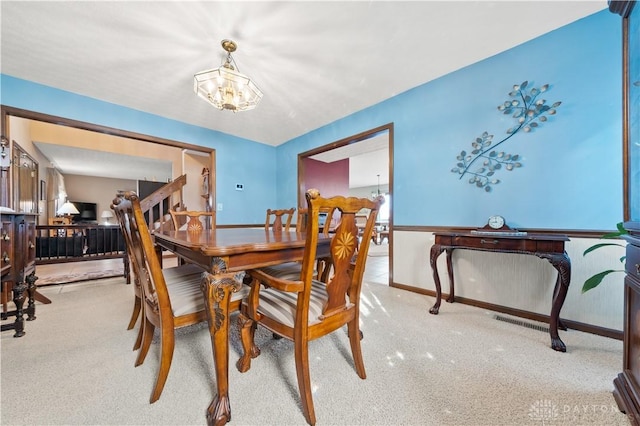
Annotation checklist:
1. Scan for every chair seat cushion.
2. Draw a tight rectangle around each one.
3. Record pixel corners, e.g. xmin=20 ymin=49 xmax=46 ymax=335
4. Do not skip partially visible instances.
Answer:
xmin=255 ymin=280 xmax=329 ymax=328
xmin=163 ymin=263 xmax=204 ymax=280
xmin=168 ymin=271 xmax=249 ymax=317
xmin=257 ymin=262 xmax=303 ymax=281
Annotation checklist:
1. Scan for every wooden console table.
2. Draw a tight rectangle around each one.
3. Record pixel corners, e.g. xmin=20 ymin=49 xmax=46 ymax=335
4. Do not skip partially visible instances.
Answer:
xmin=429 ymin=230 xmax=571 ymax=352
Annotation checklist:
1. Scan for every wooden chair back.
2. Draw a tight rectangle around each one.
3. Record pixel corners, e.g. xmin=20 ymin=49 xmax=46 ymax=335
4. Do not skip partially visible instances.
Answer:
xmin=265 ymin=208 xmax=295 ymax=232
xmin=296 ymin=207 xmax=335 ymax=235
xmin=295 ymin=208 xmax=308 ymax=233
xmin=111 ymin=191 xmax=144 ymax=347
xmin=169 ymin=210 xmax=215 ymax=231
xmin=302 ymin=190 xmax=381 ymax=317
xmin=113 ymin=193 xmax=179 ymax=328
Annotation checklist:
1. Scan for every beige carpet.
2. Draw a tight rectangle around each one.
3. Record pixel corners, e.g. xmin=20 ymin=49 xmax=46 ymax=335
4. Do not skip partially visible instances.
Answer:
xmin=0 ymin=276 xmax=630 ymax=426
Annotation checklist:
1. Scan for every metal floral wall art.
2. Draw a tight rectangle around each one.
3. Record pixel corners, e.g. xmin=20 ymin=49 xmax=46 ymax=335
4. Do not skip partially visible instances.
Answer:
xmin=451 ymin=81 xmax=561 ymax=192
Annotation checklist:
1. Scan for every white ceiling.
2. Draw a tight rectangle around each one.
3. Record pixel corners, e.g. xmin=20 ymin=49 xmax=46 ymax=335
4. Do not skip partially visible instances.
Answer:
xmin=1 ymin=1 xmax=606 ymax=186
xmin=33 ymin=141 xmax=173 ymax=182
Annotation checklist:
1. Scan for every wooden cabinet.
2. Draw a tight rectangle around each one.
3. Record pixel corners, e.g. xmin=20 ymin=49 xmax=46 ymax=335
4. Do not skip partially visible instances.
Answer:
xmin=615 ymin=223 xmax=640 ymax=423
xmin=1 ymin=212 xmax=38 ymax=337
xmin=611 ymin=0 xmax=640 ymax=423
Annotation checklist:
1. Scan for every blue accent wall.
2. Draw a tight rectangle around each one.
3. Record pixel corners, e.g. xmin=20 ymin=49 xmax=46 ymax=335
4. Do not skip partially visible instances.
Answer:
xmin=277 ymin=10 xmax=623 ymax=230
xmin=0 ymin=75 xmax=276 ymax=225
xmin=0 ymin=10 xmax=624 ymax=230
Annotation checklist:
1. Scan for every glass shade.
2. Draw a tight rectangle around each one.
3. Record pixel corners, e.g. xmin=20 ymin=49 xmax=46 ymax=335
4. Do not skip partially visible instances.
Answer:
xmin=194 ymin=65 xmax=263 ymax=112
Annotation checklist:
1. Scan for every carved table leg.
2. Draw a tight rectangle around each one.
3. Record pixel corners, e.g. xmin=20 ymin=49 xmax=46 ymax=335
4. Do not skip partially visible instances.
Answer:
xmin=445 ymin=248 xmax=455 ymax=303
xmin=26 ymin=271 xmax=38 ymax=321
xmin=538 ymin=252 xmax=571 ymax=352
xmin=201 ymin=262 xmax=243 ymax=426
xmin=429 ymin=244 xmax=444 ymax=314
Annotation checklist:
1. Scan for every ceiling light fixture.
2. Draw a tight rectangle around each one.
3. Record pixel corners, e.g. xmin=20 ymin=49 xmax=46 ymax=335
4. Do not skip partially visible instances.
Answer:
xmin=194 ymin=39 xmax=263 ymax=112
xmin=372 ymin=174 xmax=381 ymax=199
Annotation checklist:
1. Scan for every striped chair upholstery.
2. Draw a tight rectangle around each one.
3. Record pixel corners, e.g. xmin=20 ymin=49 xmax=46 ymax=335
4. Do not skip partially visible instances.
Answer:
xmin=253 ymin=280 xmax=331 ymax=328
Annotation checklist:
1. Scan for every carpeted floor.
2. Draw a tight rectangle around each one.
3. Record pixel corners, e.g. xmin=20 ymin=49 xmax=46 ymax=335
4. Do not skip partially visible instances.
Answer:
xmin=1 ymin=275 xmax=630 ymax=426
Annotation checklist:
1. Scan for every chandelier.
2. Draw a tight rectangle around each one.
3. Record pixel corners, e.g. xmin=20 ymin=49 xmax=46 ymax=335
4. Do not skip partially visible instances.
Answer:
xmin=194 ymin=39 xmax=263 ymax=112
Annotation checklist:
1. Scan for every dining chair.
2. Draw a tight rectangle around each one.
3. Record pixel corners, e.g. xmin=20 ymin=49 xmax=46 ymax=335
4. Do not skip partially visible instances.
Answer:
xmin=257 ymin=207 xmax=303 ymax=280
xmin=169 ymin=209 xmax=215 ymax=231
xmin=296 ymin=208 xmax=308 ymax=232
xmin=112 ymin=191 xmax=248 ymax=403
xmin=237 ymin=189 xmax=384 ymax=425
xmin=259 ymin=207 xmax=337 ymax=282
xmin=111 ymin=193 xmax=204 ymax=352
xmin=265 ymin=207 xmax=295 ymax=232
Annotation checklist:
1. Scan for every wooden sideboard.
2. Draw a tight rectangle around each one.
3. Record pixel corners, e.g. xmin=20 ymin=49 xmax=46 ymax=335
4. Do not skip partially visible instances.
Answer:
xmin=614 ymin=223 xmax=640 ymax=423
xmin=1 ymin=212 xmax=41 ymax=337
xmin=610 ymin=0 xmax=639 ymax=423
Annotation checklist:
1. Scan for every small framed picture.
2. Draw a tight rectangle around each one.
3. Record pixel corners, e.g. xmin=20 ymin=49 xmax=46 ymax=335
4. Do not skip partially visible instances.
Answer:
xmin=40 ymin=180 xmax=46 ymax=201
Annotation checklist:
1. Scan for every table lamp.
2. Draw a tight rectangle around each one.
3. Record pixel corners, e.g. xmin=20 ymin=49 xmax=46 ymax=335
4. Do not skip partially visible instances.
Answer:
xmin=101 ymin=210 xmax=114 ymax=225
xmin=57 ymin=201 xmax=79 ymax=216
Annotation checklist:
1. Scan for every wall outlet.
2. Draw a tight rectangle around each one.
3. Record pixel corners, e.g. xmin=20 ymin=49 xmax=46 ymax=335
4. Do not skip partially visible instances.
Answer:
xmin=217 ymin=203 xmax=223 ymax=211
xmin=235 ymin=183 xmax=244 ymax=191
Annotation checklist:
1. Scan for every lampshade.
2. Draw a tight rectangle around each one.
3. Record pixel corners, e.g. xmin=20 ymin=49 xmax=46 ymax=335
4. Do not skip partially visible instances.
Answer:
xmin=57 ymin=201 xmax=79 ymax=215
xmin=194 ymin=39 xmax=263 ymax=112
xmin=101 ymin=210 xmax=114 ymax=224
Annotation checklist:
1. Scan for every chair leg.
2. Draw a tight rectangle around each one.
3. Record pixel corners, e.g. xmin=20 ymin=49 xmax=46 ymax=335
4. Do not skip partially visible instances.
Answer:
xmin=127 ymin=295 xmax=141 ymax=330
xmin=135 ymin=318 xmax=154 ymax=367
xmin=133 ymin=315 xmax=144 ymax=351
xmin=294 ymin=337 xmax=316 ymax=426
xmin=347 ymin=319 xmax=366 ymax=379
xmin=236 ymin=313 xmax=260 ymax=373
xmin=133 ymin=300 xmax=145 ymax=351
xmin=149 ymin=327 xmax=175 ymax=403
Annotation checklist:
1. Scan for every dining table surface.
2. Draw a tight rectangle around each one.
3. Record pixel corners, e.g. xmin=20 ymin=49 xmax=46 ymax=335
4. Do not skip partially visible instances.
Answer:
xmin=153 ymin=227 xmax=331 ymax=426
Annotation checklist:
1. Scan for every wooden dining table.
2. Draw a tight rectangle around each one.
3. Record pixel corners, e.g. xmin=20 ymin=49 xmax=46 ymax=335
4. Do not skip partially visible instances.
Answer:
xmin=153 ymin=227 xmax=331 ymax=426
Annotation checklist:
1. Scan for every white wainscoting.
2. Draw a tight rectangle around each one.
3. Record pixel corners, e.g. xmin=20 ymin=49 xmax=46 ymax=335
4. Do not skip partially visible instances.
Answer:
xmin=392 ymin=230 xmax=624 ymax=331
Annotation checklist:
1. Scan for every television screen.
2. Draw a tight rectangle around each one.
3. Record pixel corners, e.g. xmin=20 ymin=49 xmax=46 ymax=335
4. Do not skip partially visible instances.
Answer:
xmin=69 ymin=201 xmax=98 ymax=223
xmin=318 ymin=212 xmax=328 ymax=227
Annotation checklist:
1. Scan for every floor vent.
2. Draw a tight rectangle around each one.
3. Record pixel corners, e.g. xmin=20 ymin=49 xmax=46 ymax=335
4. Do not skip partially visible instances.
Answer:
xmin=494 ymin=315 xmax=549 ymax=333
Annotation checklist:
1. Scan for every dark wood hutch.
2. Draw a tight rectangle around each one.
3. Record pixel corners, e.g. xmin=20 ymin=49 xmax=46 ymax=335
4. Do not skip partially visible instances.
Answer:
xmin=609 ymin=1 xmax=640 ymax=423
xmin=0 ymin=140 xmax=41 ymax=336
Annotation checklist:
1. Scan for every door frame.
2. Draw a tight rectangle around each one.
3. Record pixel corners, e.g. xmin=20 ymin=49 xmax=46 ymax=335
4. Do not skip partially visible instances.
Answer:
xmin=297 ymin=122 xmax=394 ymax=285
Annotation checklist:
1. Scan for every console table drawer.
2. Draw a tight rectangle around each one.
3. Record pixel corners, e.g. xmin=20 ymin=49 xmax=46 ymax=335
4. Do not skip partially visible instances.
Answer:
xmin=626 ymin=241 xmax=640 ymax=281
xmin=454 ymin=236 xmax=533 ymax=250
xmin=450 ymin=235 xmax=565 ymax=253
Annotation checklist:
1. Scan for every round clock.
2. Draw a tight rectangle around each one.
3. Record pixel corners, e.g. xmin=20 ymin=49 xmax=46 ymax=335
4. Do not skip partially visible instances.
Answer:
xmin=488 ymin=215 xmax=505 ymax=229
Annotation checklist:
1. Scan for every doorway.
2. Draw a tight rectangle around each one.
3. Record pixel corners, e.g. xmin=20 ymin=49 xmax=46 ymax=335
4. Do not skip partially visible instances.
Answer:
xmin=297 ymin=123 xmax=393 ymax=285
xmin=0 ymin=106 xmax=215 ymax=220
